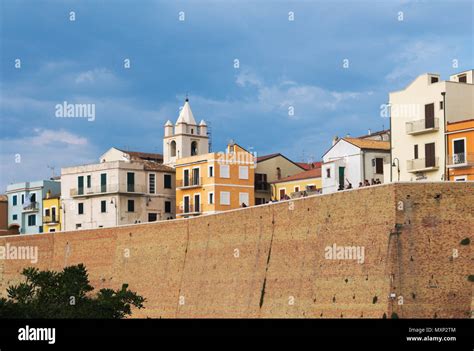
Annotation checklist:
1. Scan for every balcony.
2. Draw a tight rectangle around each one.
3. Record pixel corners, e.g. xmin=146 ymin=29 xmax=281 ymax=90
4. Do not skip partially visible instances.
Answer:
xmin=406 ymin=118 xmax=439 ymax=135
xmin=407 ymin=157 xmax=439 ymax=173
xmin=22 ymin=201 xmax=39 ymax=212
xmin=447 ymin=153 xmax=474 ymax=168
xmin=70 ymin=184 xmax=146 ymax=197
xmin=43 ymin=215 xmax=59 ymax=224
xmin=255 ymin=182 xmax=270 ymax=193
xmin=176 ymin=177 xmax=202 ymax=189
xmin=177 ymin=204 xmax=201 ymax=216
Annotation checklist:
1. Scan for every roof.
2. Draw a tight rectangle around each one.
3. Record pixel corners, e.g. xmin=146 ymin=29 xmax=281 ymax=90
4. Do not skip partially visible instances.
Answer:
xmin=176 ymin=99 xmax=197 ymax=125
xmin=357 ymin=129 xmax=390 ymax=139
xmin=296 ymin=161 xmax=322 ymax=170
xmin=256 ymin=153 xmax=280 ymax=162
xmin=142 ymin=161 xmax=175 ymax=172
xmin=343 ymin=138 xmax=390 ymax=151
xmin=271 ymin=167 xmax=322 ymax=184
xmin=117 ymin=149 xmax=163 ymax=162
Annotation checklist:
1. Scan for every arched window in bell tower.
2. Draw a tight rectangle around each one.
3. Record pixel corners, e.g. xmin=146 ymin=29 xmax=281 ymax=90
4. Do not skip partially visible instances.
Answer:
xmin=170 ymin=140 xmax=176 ymax=157
xmin=191 ymin=141 xmax=198 ymax=156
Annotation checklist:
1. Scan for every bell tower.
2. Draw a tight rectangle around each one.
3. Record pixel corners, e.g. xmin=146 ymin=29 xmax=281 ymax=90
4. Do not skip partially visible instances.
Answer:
xmin=163 ymin=97 xmax=209 ymax=167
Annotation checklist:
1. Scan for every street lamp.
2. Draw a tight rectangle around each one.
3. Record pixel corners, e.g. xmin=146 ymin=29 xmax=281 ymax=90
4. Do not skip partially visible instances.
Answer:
xmin=392 ymin=158 xmax=400 ymax=182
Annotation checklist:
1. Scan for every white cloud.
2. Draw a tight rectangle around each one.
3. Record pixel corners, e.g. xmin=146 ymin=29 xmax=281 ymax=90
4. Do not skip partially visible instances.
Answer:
xmin=75 ymin=68 xmax=118 ymax=84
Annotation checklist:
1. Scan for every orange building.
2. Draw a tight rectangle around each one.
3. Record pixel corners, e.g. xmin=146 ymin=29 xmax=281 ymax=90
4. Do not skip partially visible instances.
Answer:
xmin=175 ymin=143 xmax=255 ymax=217
xmin=446 ymin=119 xmax=474 ymax=181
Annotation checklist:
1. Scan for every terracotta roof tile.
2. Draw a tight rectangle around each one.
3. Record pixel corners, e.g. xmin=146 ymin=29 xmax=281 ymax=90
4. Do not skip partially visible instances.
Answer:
xmin=271 ymin=167 xmax=321 ymax=184
xmin=343 ymin=138 xmax=390 ymax=151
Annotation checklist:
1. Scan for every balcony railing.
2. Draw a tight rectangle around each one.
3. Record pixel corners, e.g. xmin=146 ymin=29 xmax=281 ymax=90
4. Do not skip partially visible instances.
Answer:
xmin=177 ymin=204 xmax=201 ymax=215
xmin=406 ymin=118 xmax=439 ymax=135
xmin=407 ymin=157 xmax=439 ymax=172
xmin=22 ymin=201 xmax=39 ymax=212
xmin=255 ymin=182 xmax=270 ymax=192
xmin=177 ymin=177 xmax=202 ymax=189
xmin=447 ymin=153 xmax=474 ymax=168
xmin=70 ymin=184 xmax=146 ymax=197
xmin=43 ymin=215 xmax=59 ymax=224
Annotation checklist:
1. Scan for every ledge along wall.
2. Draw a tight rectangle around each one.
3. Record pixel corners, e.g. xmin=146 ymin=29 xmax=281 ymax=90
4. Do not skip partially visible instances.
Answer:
xmin=0 ymin=182 xmax=472 ymax=318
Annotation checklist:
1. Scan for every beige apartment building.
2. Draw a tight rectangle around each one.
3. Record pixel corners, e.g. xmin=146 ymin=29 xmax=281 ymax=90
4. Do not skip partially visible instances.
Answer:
xmin=61 ymin=149 xmax=175 ymax=231
xmin=390 ymin=70 xmax=474 ymax=182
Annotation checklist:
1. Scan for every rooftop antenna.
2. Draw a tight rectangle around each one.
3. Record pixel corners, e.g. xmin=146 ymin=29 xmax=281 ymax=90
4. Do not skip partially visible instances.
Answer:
xmin=47 ymin=165 xmax=56 ymax=178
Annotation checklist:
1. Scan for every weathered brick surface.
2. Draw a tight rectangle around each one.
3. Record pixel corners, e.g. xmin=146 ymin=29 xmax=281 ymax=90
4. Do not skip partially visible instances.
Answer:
xmin=0 ymin=182 xmax=472 ymax=318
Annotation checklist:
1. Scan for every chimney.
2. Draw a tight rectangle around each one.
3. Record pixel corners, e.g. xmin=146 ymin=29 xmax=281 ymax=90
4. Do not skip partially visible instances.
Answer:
xmin=332 ymin=136 xmax=339 ymax=145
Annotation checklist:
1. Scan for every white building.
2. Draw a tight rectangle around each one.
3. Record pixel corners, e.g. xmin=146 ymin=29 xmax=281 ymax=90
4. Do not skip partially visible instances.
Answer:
xmin=163 ymin=98 xmax=209 ymax=167
xmin=389 ymin=70 xmax=474 ymax=181
xmin=61 ymin=149 xmax=175 ymax=231
xmin=322 ymin=138 xmax=390 ymax=194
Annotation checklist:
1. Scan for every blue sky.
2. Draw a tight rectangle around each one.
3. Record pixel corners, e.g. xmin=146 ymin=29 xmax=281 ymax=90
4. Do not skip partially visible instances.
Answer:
xmin=0 ymin=0 xmax=472 ymax=190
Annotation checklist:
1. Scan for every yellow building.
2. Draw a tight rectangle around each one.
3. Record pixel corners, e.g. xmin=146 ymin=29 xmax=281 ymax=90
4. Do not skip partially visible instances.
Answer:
xmin=446 ymin=119 xmax=474 ymax=181
xmin=270 ymin=167 xmax=322 ymax=201
xmin=175 ymin=143 xmax=255 ymax=217
xmin=42 ymin=192 xmax=61 ymax=232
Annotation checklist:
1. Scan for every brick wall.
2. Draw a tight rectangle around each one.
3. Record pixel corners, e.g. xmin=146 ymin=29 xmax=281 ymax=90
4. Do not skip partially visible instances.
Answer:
xmin=0 ymin=182 xmax=472 ymax=318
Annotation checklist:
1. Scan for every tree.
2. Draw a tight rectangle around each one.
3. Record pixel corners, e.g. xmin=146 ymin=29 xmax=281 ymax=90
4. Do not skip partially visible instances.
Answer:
xmin=0 ymin=264 xmax=145 ymax=318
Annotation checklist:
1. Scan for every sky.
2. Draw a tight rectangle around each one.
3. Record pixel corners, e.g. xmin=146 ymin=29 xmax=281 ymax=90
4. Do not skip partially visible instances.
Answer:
xmin=0 ymin=0 xmax=473 ymax=191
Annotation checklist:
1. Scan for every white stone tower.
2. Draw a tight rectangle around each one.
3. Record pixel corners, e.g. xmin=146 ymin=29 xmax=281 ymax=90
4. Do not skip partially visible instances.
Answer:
xmin=163 ymin=98 xmax=209 ymax=166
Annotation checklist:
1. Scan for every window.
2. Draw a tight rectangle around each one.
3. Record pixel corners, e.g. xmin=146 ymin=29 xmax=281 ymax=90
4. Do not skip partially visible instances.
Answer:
xmin=148 ymin=213 xmax=157 ymax=222
xmin=165 ymin=201 xmax=171 ymax=213
xmin=425 ymin=142 xmax=436 ymax=168
xmin=439 ymin=101 xmax=443 ymax=110
xmin=12 ymin=195 xmax=17 ymax=206
xmin=239 ymin=192 xmax=249 ymax=206
xmin=127 ymin=200 xmax=135 ymax=212
xmin=453 ymin=139 xmax=466 ymax=164
xmin=78 ymin=176 xmax=84 ymax=195
xmin=414 ymin=144 xmax=419 ymax=159
xmin=127 ymin=172 xmax=135 ymax=192
xmin=170 ymin=140 xmax=176 ymax=157
xmin=220 ymin=191 xmax=230 ymax=205
xmin=208 ymin=192 xmax=214 ymax=205
xmin=208 ymin=165 xmax=214 ymax=177
xmin=255 ymin=198 xmax=266 ymax=205
xmin=164 ymin=174 xmax=172 ymax=189
xmin=239 ymin=166 xmax=249 ymax=180
xmin=458 ymin=74 xmax=467 ymax=83
xmin=78 ymin=203 xmax=84 ymax=215
xmin=100 ymin=173 xmax=107 ymax=192
xmin=87 ymin=175 xmax=91 ymax=188
xmin=101 ymin=200 xmax=106 ymax=213
xmin=279 ymin=188 xmax=286 ymax=199
xmin=194 ymin=194 xmax=200 ymax=212
xmin=27 ymin=214 xmax=36 ymax=226
xmin=30 ymin=193 xmax=36 ymax=203
xmin=220 ymin=164 xmax=230 ymax=178
xmin=45 ymin=208 xmax=50 ymax=216
xmin=21 ymin=194 xmax=24 ymax=204
xmin=375 ymin=158 xmax=384 ymax=174
xmin=191 ymin=128 xmax=194 ymax=134
xmin=191 ymin=141 xmax=198 ymax=156
xmin=294 ymin=186 xmax=300 ymax=193
xmin=49 ymin=229 xmax=56 ymax=233
xmin=326 ymin=168 xmax=331 ymax=178
xmin=149 ymin=173 xmax=156 ymax=194
xmin=76 ymin=224 xmax=82 ymax=229
xmin=255 ymin=173 xmax=268 ymax=191
xmin=12 ymin=214 xmax=17 ymax=220
xmin=424 ymin=103 xmax=435 ymax=129
xmin=183 ymin=169 xmax=190 ymax=186
xmin=430 ymin=76 xmax=438 ymax=83
xmin=192 ymin=168 xmax=200 ymax=185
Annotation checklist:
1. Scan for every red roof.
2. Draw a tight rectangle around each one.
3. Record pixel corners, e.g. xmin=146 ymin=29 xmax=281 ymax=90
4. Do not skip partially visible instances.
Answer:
xmin=296 ymin=161 xmax=322 ymax=170
xmin=271 ymin=167 xmax=322 ymax=184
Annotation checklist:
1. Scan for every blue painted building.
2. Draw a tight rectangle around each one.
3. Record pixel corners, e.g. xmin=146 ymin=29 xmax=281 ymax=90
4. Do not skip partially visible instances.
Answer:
xmin=6 ymin=180 xmax=61 ymax=234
